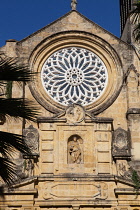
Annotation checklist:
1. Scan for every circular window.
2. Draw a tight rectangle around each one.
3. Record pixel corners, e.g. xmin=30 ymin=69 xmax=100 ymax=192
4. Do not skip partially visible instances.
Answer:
xmin=41 ymin=47 xmax=108 ymax=106
xmin=29 ymin=32 xmax=123 ymax=114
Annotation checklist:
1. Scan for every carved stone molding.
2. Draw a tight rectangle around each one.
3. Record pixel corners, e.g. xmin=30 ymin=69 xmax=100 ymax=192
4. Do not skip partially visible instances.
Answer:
xmin=127 ymin=64 xmax=138 ymax=75
xmin=72 ymin=206 xmax=80 ymax=210
xmin=126 ymin=108 xmax=140 ymax=120
xmin=43 ymin=181 xmax=108 ymax=200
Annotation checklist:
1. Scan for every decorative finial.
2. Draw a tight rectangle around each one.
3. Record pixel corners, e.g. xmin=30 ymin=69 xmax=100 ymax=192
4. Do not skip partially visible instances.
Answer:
xmin=71 ymin=0 xmax=77 ymax=10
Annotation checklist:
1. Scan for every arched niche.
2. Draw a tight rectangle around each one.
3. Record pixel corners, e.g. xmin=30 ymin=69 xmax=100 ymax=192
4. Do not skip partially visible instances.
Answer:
xmin=67 ymin=134 xmax=83 ymax=164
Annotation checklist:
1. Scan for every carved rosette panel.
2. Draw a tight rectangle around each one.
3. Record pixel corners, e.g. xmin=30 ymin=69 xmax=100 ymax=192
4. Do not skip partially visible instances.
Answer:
xmin=43 ymin=182 xmax=108 ymax=200
xmin=23 ymin=125 xmax=39 ymax=156
xmin=112 ymin=128 xmax=131 ymax=158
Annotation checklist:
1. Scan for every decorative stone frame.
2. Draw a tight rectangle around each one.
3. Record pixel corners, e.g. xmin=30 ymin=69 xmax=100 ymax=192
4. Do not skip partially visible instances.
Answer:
xmin=29 ymin=31 xmax=123 ymax=114
xmin=112 ymin=127 xmax=131 ymax=159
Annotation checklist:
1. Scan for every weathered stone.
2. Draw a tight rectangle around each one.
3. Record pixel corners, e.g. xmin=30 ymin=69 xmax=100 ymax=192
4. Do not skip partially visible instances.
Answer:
xmin=112 ymin=127 xmax=131 ymax=159
xmin=23 ymin=125 xmax=39 ymax=156
xmin=0 ymin=4 xmax=140 ymax=210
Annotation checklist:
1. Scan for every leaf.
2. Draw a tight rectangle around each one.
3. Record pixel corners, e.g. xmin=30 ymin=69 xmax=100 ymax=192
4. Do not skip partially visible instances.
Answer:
xmin=0 ymin=55 xmax=39 ymax=185
xmin=0 ymin=131 xmax=31 ymax=157
xmin=0 ymin=98 xmax=39 ymax=122
xmin=0 ymin=157 xmax=17 ymax=185
xmin=0 ymin=57 xmax=36 ymax=82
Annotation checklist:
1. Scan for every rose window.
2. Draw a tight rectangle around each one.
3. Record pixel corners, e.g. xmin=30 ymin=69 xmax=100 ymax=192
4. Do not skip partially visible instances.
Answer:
xmin=41 ymin=47 xmax=108 ymax=106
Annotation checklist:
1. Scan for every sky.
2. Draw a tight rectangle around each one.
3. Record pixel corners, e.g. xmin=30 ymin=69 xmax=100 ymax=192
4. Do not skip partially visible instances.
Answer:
xmin=0 ymin=0 xmax=120 ymax=48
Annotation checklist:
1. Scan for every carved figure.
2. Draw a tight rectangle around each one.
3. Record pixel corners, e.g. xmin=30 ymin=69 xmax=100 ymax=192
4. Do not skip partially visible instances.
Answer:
xmin=24 ymin=159 xmax=34 ymax=177
xmin=68 ymin=135 xmax=82 ymax=164
xmin=23 ymin=125 xmax=39 ymax=155
xmin=75 ymin=106 xmax=82 ymax=121
xmin=118 ymin=162 xmax=126 ymax=176
xmin=116 ymin=159 xmax=132 ymax=178
xmin=66 ymin=105 xmax=85 ymax=124
xmin=71 ymin=0 xmax=77 ymax=10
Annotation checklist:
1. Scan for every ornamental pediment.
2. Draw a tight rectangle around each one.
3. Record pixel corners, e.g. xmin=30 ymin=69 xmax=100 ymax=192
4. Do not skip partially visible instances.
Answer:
xmin=37 ymin=104 xmax=113 ymax=125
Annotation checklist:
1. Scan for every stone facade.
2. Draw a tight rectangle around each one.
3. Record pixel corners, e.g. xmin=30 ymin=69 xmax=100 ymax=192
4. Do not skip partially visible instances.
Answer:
xmin=0 ymin=8 xmax=140 ymax=210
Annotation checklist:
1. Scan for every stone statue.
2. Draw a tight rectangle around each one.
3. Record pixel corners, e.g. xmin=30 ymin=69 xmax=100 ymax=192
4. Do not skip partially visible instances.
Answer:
xmin=68 ymin=135 xmax=82 ymax=164
xmin=24 ymin=159 xmax=34 ymax=177
xmin=71 ymin=0 xmax=77 ymax=10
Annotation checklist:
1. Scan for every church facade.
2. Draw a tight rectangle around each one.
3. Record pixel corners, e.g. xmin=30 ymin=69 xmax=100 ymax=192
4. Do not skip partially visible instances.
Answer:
xmin=0 ymin=1 xmax=140 ymax=209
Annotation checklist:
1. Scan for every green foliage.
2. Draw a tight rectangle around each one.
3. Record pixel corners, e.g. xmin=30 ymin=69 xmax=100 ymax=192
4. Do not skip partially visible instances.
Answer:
xmin=132 ymin=170 xmax=140 ymax=192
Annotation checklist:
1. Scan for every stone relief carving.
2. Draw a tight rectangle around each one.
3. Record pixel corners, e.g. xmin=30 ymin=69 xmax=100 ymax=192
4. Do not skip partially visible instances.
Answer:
xmin=68 ymin=135 xmax=83 ymax=164
xmin=66 ymin=104 xmax=85 ymax=124
xmin=11 ymin=125 xmax=39 ymax=180
xmin=118 ymin=162 xmax=127 ymax=176
xmin=112 ymin=127 xmax=131 ymax=158
xmin=116 ymin=160 xmax=129 ymax=177
xmin=24 ymin=159 xmax=34 ymax=177
xmin=43 ymin=181 xmax=108 ymax=200
xmin=23 ymin=125 xmax=39 ymax=156
xmin=13 ymin=155 xmax=35 ymax=180
xmin=116 ymin=159 xmax=135 ymax=180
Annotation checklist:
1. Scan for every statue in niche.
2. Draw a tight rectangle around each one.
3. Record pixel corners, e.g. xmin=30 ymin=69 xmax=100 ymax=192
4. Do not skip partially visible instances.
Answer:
xmin=68 ymin=135 xmax=83 ymax=164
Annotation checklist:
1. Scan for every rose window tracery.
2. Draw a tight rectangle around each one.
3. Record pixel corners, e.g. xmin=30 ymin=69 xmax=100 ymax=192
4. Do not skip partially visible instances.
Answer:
xmin=41 ymin=47 xmax=108 ymax=106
